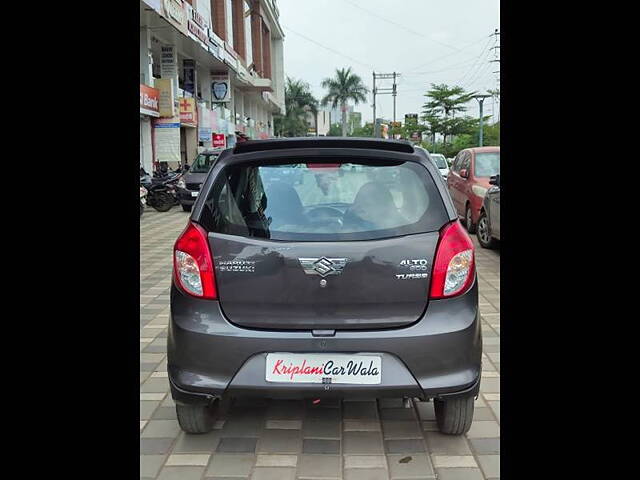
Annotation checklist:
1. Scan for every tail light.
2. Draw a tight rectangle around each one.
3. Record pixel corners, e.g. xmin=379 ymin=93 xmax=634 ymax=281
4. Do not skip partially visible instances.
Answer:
xmin=429 ymin=220 xmax=475 ymax=299
xmin=173 ymin=221 xmax=217 ymax=299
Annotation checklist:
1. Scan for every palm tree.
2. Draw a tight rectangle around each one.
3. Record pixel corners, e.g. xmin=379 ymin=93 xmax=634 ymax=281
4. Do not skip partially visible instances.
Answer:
xmin=277 ymin=77 xmax=318 ymax=137
xmin=321 ymin=67 xmax=368 ymax=137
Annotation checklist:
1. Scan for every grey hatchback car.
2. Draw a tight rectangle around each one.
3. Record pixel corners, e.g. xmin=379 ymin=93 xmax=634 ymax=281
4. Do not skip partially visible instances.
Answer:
xmin=168 ymin=137 xmax=481 ymax=435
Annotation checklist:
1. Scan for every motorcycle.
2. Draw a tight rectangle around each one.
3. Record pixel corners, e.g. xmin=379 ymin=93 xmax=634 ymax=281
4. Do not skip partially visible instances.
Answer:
xmin=140 ymin=169 xmax=177 ymax=212
xmin=140 ymin=185 xmax=148 ymax=218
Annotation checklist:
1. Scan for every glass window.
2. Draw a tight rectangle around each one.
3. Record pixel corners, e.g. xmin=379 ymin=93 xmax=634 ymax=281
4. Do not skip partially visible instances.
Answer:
xmin=460 ymin=152 xmax=471 ymax=172
xmin=431 ymin=154 xmax=447 ymax=169
xmin=200 ymin=160 xmax=448 ymax=241
xmin=244 ymin=0 xmax=253 ymax=67
xmin=225 ymin=0 xmax=234 ymax=48
xmin=190 ymin=153 xmax=219 ymax=173
xmin=474 ymin=152 xmax=500 ymax=177
xmin=452 ymin=153 xmax=462 ymax=172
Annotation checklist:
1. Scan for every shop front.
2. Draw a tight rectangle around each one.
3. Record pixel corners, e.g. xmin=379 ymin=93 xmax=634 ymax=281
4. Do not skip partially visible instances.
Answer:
xmin=179 ymin=97 xmax=198 ymax=166
xmin=140 ymin=84 xmax=160 ymax=173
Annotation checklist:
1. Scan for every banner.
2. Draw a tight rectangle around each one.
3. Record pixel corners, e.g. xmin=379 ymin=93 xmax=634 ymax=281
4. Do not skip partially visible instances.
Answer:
xmin=155 ymin=78 xmax=175 ymax=117
xmin=153 ymin=117 xmax=181 ymax=163
xmin=198 ymin=103 xmax=211 ymax=141
xmin=161 ymin=45 xmax=178 ymax=95
xmin=183 ymin=59 xmax=195 ymax=95
xmin=211 ymin=74 xmax=231 ymax=103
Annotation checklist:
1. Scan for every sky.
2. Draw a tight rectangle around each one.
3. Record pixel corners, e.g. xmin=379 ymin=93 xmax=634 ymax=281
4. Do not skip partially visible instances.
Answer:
xmin=277 ymin=0 xmax=500 ymax=124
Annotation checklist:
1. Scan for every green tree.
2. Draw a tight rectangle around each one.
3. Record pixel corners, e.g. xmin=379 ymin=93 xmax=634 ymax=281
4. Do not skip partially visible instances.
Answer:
xmin=274 ymin=77 xmax=318 ymax=137
xmin=421 ymin=84 xmax=477 ymax=145
xmin=321 ymin=67 xmax=369 ymax=137
xmin=350 ymin=122 xmax=374 ymax=137
xmin=327 ymin=123 xmax=343 ymax=136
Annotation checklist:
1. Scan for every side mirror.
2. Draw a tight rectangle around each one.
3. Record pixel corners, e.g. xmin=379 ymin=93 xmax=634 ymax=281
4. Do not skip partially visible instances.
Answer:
xmin=184 ymin=164 xmax=190 ymax=171
xmin=489 ymin=174 xmax=500 ymax=186
xmin=459 ymin=169 xmax=469 ymax=179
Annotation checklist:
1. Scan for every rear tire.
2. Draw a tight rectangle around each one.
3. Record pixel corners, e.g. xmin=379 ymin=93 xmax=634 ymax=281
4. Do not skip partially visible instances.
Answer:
xmin=465 ymin=205 xmax=476 ymax=234
xmin=176 ymin=399 xmax=221 ymax=434
xmin=150 ymin=192 xmax=174 ymax=212
xmin=434 ymin=394 xmax=475 ymax=435
xmin=182 ymin=204 xmax=192 ymax=212
xmin=477 ymin=211 xmax=496 ymax=249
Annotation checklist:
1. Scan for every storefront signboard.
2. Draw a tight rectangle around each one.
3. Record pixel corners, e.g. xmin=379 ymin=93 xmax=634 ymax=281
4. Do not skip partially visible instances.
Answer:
xmin=153 ymin=116 xmax=181 ymax=164
xmin=212 ymin=133 xmax=225 ymax=148
xmin=160 ymin=44 xmax=178 ymax=95
xmin=185 ymin=3 xmax=209 ymax=50
xmin=179 ymin=97 xmax=197 ymax=126
xmin=161 ymin=0 xmax=188 ymax=36
xmin=140 ymin=84 xmax=160 ymax=117
xmin=198 ymin=103 xmax=211 ymax=141
xmin=207 ymin=28 xmax=223 ymax=61
xmin=211 ymin=74 xmax=231 ymax=103
xmin=155 ymin=78 xmax=175 ymax=117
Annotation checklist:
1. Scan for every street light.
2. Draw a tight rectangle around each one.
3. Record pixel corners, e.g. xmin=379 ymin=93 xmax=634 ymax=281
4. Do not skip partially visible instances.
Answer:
xmin=472 ymin=94 xmax=492 ymax=147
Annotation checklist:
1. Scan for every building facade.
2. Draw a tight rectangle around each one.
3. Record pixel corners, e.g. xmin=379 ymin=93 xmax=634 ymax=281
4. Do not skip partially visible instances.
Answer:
xmin=140 ymin=0 xmax=285 ymax=171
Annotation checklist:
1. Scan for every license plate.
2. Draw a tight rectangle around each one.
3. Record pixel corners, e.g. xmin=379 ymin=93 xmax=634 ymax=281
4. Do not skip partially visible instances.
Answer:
xmin=265 ymin=353 xmax=381 ymax=384
xmin=191 ymin=191 xmax=199 ymax=197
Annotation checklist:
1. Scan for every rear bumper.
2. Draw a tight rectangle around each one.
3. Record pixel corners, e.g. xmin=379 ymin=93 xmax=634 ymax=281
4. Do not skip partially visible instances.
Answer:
xmin=168 ymin=279 xmax=482 ymax=405
xmin=177 ymin=188 xmax=198 ymax=205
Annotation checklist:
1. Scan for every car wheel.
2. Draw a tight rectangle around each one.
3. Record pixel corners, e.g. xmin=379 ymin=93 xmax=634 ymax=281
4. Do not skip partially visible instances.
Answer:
xmin=434 ymin=394 xmax=475 ymax=435
xmin=465 ymin=205 xmax=477 ymax=234
xmin=477 ymin=211 xmax=496 ymax=249
xmin=182 ymin=204 xmax=192 ymax=212
xmin=176 ymin=399 xmax=221 ymax=434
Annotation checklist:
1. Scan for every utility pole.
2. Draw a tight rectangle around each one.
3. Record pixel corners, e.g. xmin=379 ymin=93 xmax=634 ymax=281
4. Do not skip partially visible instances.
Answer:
xmin=490 ymin=29 xmax=500 ymax=123
xmin=372 ymin=72 xmax=401 ymax=137
xmin=473 ymin=94 xmax=491 ymax=146
xmin=392 ymin=71 xmax=397 ymax=124
xmin=372 ymin=72 xmax=376 ymax=137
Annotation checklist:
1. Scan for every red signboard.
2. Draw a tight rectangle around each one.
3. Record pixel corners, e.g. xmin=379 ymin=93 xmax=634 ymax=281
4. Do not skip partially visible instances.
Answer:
xmin=212 ymin=133 xmax=225 ymax=148
xmin=140 ymin=84 xmax=160 ymax=117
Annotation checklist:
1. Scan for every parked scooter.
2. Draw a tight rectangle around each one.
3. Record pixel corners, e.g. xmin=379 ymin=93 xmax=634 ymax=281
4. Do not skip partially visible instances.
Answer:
xmin=140 ymin=168 xmax=176 ymax=212
xmin=140 ymin=185 xmax=148 ymax=218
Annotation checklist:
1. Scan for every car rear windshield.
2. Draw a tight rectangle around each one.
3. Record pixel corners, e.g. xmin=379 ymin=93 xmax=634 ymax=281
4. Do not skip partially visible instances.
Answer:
xmin=475 ymin=152 xmax=500 ymax=177
xmin=431 ymin=155 xmax=447 ymax=169
xmin=199 ymin=159 xmax=448 ymax=241
xmin=190 ymin=153 xmax=219 ymax=173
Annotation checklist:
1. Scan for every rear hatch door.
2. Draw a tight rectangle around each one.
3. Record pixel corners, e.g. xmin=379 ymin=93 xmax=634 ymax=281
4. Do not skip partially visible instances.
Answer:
xmin=200 ymin=156 xmax=449 ymax=330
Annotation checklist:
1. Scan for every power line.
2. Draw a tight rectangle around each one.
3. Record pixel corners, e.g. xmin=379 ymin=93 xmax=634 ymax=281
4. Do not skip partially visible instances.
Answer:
xmin=403 ymin=56 xmax=490 ymax=76
xmin=343 ymin=0 xmax=463 ymax=52
xmin=282 ymin=25 xmax=377 ymax=70
xmin=463 ymin=29 xmax=499 ymax=91
xmin=405 ymin=33 xmax=493 ymax=73
xmin=456 ymin=36 xmax=493 ymax=86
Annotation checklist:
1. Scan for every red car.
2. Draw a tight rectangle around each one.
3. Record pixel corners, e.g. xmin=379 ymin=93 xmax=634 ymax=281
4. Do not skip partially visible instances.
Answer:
xmin=447 ymin=146 xmax=500 ymax=233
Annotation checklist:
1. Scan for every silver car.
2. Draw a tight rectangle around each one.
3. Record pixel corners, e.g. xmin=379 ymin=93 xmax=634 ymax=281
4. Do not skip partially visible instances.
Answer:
xmin=477 ymin=174 xmax=500 ymax=248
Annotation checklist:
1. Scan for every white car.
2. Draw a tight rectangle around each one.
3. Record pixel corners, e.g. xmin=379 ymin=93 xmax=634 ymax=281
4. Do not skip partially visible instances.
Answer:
xmin=413 ymin=147 xmax=449 ymax=179
xmin=430 ymin=153 xmax=450 ymax=179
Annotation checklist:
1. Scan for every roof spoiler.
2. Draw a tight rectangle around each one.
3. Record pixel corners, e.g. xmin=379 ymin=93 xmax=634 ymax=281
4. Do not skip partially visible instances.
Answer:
xmin=233 ymin=137 xmax=415 ymax=154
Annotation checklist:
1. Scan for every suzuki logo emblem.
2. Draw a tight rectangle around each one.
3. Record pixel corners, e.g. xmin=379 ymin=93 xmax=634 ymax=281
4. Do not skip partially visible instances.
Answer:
xmin=298 ymin=257 xmax=348 ymax=277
